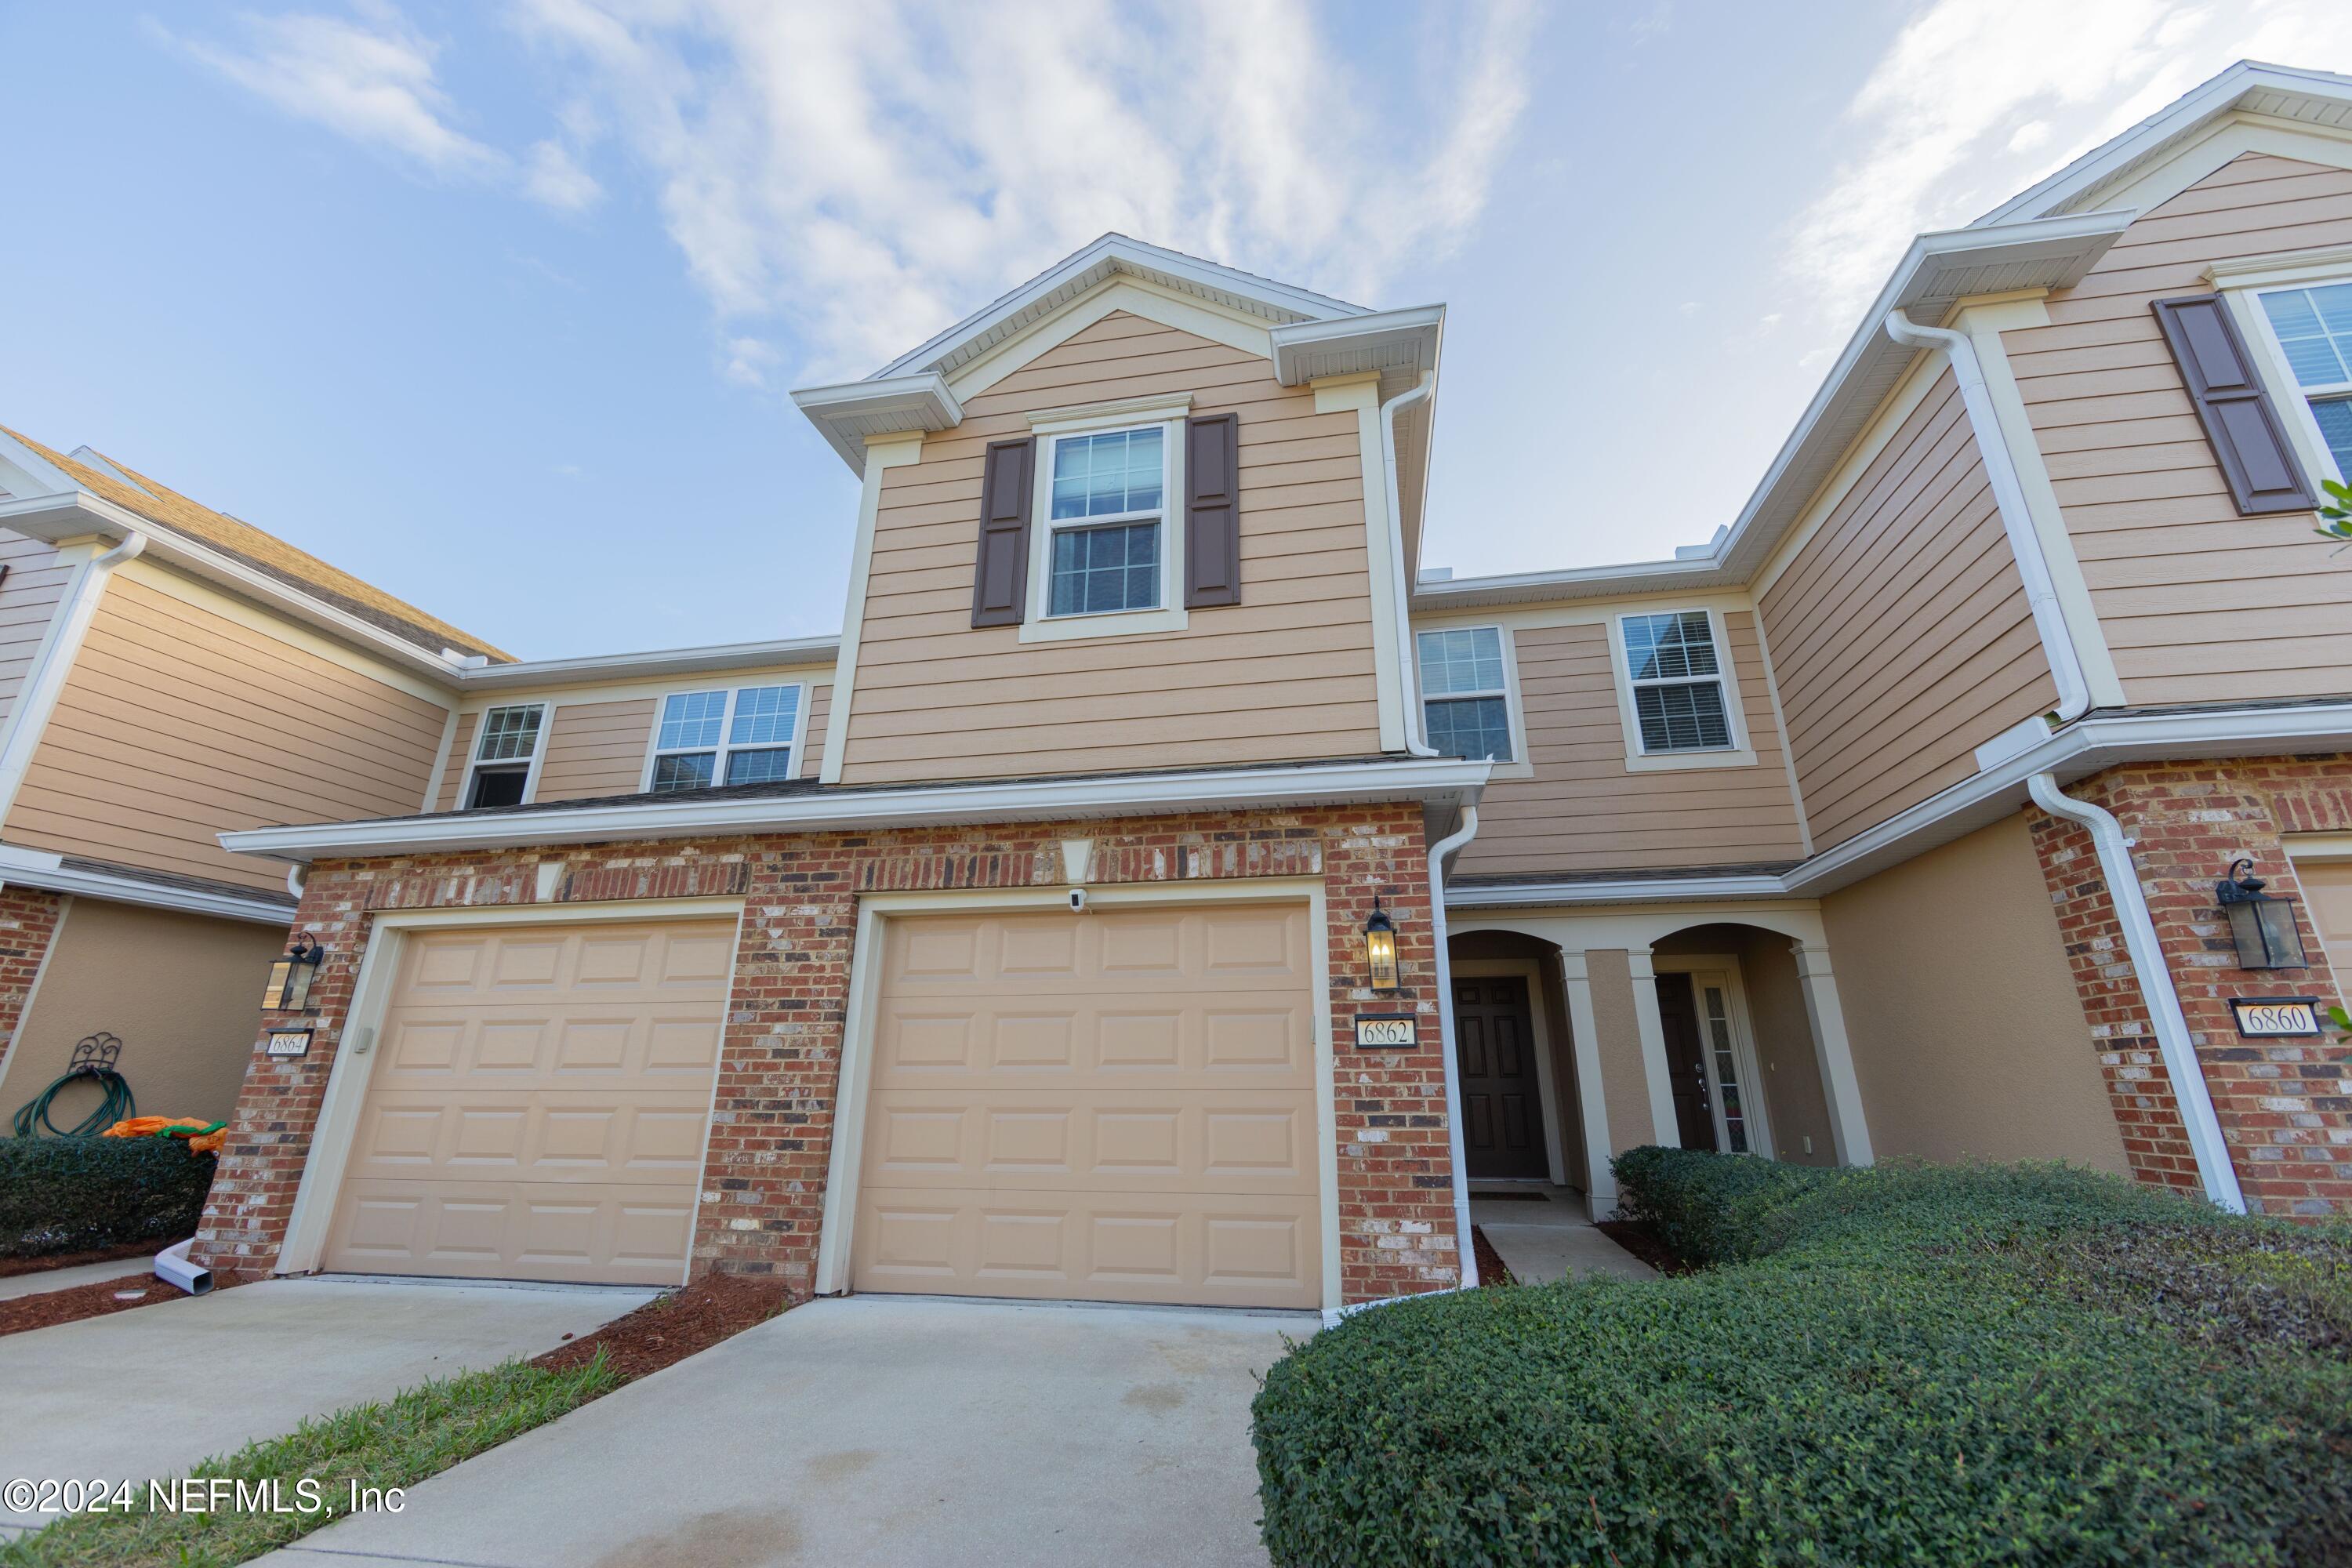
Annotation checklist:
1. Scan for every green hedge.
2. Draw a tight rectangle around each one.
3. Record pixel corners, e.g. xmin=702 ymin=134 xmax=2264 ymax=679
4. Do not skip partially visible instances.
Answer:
xmin=0 ymin=1136 xmax=216 ymax=1261
xmin=1252 ymin=1154 xmax=2352 ymax=1567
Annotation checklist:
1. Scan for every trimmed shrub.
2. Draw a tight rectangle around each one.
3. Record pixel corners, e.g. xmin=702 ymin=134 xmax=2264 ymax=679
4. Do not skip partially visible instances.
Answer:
xmin=1253 ymin=1156 xmax=2352 ymax=1567
xmin=0 ymin=1136 xmax=216 ymax=1261
xmin=1609 ymin=1145 xmax=1824 ymax=1263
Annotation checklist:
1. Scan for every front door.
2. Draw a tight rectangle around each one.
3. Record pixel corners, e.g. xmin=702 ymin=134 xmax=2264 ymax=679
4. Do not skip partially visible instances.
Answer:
xmin=1653 ymin=971 xmax=1717 ymax=1152
xmin=1453 ymin=976 xmax=1548 ymax=1179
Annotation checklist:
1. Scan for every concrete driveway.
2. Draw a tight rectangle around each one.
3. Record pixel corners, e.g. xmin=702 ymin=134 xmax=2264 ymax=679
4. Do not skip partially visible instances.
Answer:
xmin=263 ymin=1295 xmax=1305 ymax=1568
xmin=0 ymin=1276 xmax=653 ymax=1535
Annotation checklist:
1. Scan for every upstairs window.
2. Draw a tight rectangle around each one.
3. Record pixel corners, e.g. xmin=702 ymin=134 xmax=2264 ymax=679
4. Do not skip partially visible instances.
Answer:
xmin=1044 ymin=425 xmax=1166 ymax=616
xmin=1621 ymin=612 xmax=1733 ymax=753
xmin=1417 ymin=626 xmax=1515 ymax=762
xmin=648 ymin=684 xmax=801 ymax=793
xmin=463 ymin=704 xmax=543 ymax=809
xmin=2258 ymin=282 xmax=2352 ymax=481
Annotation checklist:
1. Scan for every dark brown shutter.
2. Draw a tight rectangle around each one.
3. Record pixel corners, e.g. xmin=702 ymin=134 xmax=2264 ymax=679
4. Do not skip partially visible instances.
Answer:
xmin=2150 ymin=294 xmax=2317 ymax=515
xmin=1183 ymin=412 xmax=1241 ymax=608
xmin=971 ymin=437 xmax=1035 ymax=627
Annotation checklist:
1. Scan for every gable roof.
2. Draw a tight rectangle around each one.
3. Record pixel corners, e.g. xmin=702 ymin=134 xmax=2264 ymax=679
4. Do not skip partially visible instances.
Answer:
xmin=0 ymin=426 xmax=512 ymax=661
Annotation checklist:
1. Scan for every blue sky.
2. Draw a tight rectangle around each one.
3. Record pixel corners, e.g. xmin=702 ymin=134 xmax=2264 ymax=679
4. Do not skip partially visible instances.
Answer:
xmin=3 ymin=2 xmax=2348 ymax=660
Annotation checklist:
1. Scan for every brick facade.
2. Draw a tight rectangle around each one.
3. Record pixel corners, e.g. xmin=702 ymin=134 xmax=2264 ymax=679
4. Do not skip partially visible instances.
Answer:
xmin=2028 ymin=755 xmax=2352 ymax=1217
xmin=194 ymin=804 xmax=1463 ymax=1301
xmin=0 ymin=884 xmax=64 ymax=1082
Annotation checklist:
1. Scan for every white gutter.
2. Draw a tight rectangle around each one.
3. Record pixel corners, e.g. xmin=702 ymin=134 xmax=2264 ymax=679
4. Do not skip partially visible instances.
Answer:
xmin=455 ymin=635 xmax=841 ymax=691
xmin=2026 ymin=773 xmax=2245 ymax=1212
xmin=222 ymin=756 xmax=1494 ymax=863
xmin=0 ymin=530 xmax=147 ymax=829
xmin=1882 ymin=309 xmax=2090 ymax=722
xmin=1424 ymin=805 xmax=1481 ymax=1288
xmin=1380 ymin=373 xmax=1440 ymax=757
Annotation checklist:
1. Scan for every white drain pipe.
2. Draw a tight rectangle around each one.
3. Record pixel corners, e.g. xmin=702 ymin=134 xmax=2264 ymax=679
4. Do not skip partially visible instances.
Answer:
xmin=1425 ymin=806 xmax=1481 ymax=1287
xmin=154 ymin=1236 xmax=215 ymax=1295
xmin=2027 ymin=773 xmax=2244 ymax=1212
xmin=1380 ymin=373 xmax=1440 ymax=758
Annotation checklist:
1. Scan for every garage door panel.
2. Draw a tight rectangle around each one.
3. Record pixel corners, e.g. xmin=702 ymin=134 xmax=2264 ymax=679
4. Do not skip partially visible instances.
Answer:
xmin=874 ymin=1000 xmax=1312 ymax=1085
xmin=862 ymin=1091 xmax=1317 ymax=1194
xmin=324 ymin=920 xmax=733 ymax=1285
xmin=2307 ymin=861 xmax=2351 ymax=977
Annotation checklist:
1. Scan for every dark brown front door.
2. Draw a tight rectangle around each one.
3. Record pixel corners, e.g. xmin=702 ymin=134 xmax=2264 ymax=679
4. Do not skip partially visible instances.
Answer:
xmin=1454 ymin=976 xmax=1548 ymax=1179
xmin=1653 ymin=971 xmax=1716 ymax=1151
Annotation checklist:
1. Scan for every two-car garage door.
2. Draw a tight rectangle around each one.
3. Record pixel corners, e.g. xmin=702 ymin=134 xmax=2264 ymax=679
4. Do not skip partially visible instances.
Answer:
xmin=849 ymin=904 xmax=1323 ymax=1310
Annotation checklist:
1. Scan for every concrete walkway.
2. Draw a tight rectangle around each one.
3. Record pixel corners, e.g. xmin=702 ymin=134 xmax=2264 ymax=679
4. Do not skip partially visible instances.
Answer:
xmin=0 ymin=1254 xmax=154 ymax=1301
xmin=1470 ymin=1185 xmax=1657 ymax=1284
xmin=261 ymin=1294 xmax=1302 ymax=1568
xmin=0 ymin=1276 xmax=654 ymax=1534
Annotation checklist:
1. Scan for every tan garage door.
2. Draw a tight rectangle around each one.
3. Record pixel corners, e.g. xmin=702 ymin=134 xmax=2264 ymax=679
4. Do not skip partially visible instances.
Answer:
xmin=2307 ymin=859 xmax=2352 ymax=984
xmin=851 ymin=903 xmax=1323 ymax=1309
xmin=324 ymin=919 xmax=735 ymax=1287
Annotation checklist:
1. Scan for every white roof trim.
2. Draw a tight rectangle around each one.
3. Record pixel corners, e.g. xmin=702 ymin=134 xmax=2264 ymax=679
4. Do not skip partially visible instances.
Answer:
xmin=789 ymin=372 xmax=964 ymax=474
xmin=868 ymin=234 xmax=1366 ymax=387
xmin=1442 ymin=702 xmax=2352 ymax=909
xmin=456 ymin=636 xmax=841 ymax=691
xmin=1977 ymin=60 xmax=2352 ymax=227
xmin=1269 ymin=306 xmax=1444 ymax=387
xmin=220 ymin=757 xmax=1493 ymax=864
xmin=0 ymin=848 xmax=295 ymax=925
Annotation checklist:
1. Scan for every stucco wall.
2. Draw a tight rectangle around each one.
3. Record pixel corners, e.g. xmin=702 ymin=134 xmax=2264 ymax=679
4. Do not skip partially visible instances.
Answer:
xmin=1822 ymin=814 xmax=2129 ymax=1172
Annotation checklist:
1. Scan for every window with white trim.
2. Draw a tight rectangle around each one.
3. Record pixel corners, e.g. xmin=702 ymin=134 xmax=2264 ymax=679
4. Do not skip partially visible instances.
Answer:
xmin=1417 ymin=626 xmax=1515 ymax=762
xmin=1043 ymin=424 xmax=1167 ymax=616
xmin=2257 ymin=281 xmax=2352 ymax=481
xmin=648 ymin=684 xmax=801 ymax=792
xmin=463 ymin=704 xmax=543 ymax=809
xmin=1621 ymin=612 xmax=1733 ymax=753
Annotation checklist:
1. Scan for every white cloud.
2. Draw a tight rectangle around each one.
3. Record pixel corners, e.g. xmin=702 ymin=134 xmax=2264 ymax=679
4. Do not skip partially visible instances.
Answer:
xmin=722 ymin=336 xmax=782 ymax=388
xmin=177 ymin=2 xmax=597 ymax=211
xmin=1782 ymin=0 xmax=2352 ymax=333
xmin=510 ymin=0 xmax=1539 ymax=382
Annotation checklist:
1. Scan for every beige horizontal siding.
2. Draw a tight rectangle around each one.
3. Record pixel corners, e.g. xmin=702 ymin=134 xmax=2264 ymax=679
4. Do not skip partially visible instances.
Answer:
xmin=1449 ymin=613 xmax=1806 ymax=879
xmin=800 ymin=681 xmax=829 ymax=778
xmin=0 ymin=529 xmax=67 ymax=732
xmin=9 ymin=573 xmax=450 ymax=891
xmin=535 ymin=698 xmax=656 ymax=802
xmin=2006 ymin=151 xmax=2352 ymax=706
xmin=1760 ymin=368 xmax=2056 ymax=851
xmin=433 ymin=711 xmax=478 ymax=812
xmin=839 ymin=310 xmax=1382 ymax=786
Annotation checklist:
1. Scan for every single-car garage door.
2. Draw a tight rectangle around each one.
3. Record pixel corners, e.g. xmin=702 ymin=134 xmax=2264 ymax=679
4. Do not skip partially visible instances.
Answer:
xmin=324 ymin=919 xmax=735 ymax=1286
xmin=851 ymin=903 xmax=1323 ymax=1309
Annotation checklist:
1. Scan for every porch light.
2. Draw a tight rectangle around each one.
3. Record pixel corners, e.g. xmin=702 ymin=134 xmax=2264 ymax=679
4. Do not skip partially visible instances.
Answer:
xmin=1363 ymin=898 xmax=1399 ymax=993
xmin=2216 ymin=859 xmax=2307 ymax=971
xmin=263 ymin=931 xmax=327 ymax=1011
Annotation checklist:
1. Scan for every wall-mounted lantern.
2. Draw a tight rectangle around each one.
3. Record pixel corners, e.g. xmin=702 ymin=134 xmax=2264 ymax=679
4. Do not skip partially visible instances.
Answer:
xmin=262 ymin=931 xmax=327 ymax=1011
xmin=2216 ymin=858 xmax=2307 ymax=971
xmin=1363 ymin=898 xmax=1399 ymax=994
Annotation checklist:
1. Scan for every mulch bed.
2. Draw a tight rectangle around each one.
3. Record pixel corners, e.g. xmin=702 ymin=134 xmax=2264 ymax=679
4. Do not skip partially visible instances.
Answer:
xmin=1595 ymin=1219 xmax=1703 ymax=1276
xmin=532 ymin=1272 xmax=792 ymax=1381
xmin=0 ymin=1272 xmax=179 ymax=1338
xmin=0 ymin=1237 xmax=189 ymax=1279
xmin=1471 ymin=1225 xmax=1515 ymax=1287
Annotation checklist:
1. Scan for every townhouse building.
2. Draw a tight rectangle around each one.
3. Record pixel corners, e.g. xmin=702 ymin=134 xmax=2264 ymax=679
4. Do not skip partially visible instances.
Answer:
xmin=175 ymin=58 xmax=2352 ymax=1314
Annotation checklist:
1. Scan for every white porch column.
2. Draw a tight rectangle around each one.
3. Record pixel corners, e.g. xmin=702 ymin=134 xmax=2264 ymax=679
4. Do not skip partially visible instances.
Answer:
xmin=1555 ymin=951 xmax=1617 ymax=1217
xmin=1788 ymin=941 xmax=1875 ymax=1166
xmin=1624 ymin=950 xmax=1683 ymax=1152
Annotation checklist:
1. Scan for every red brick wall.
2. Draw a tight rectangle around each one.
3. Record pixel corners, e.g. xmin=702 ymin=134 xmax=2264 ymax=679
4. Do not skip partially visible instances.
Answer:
xmin=2028 ymin=756 xmax=2352 ymax=1218
xmin=194 ymin=805 xmax=1462 ymax=1302
xmin=0 ymin=884 xmax=64 ymax=1083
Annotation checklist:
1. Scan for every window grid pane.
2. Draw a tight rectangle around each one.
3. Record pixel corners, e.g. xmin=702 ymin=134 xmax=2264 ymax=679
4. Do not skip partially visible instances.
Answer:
xmin=1425 ymin=696 xmax=1514 ymax=762
xmin=724 ymin=747 xmax=795 ymax=785
xmin=1416 ymin=627 xmax=1507 ymax=696
xmin=728 ymin=685 xmax=799 ymax=747
xmin=658 ymin=691 xmax=726 ymax=751
xmin=1050 ymin=427 xmax=1163 ymax=520
xmin=1635 ymin=681 xmax=1733 ymax=752
xmin=1049 ymin=521 xmax=1160 ymax=615
xmin=1622 ymin=612 xmax=1720 ymax=681
xmin=1703 ymin=985 xmax=1748 ymax=1155
xmin=650 ymin=753 xmax=716 ymax=793
xmin=2312 ymin=395 xmax=2352 ymax=479
xmin=2263 ymin=285 xmax=2352 ymax=390
xmin=476 ymin=705 xmax=543 ymax=762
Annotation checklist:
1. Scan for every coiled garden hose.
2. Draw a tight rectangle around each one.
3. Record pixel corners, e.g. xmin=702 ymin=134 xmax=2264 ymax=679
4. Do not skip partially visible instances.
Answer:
xmin=9 ymin=1066 xmax=136 ymax=1138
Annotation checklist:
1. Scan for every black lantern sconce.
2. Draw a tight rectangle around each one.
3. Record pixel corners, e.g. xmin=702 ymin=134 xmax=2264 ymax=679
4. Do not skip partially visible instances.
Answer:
xmin=2216 ymin=859 xmax=2307 ymax=971
xmin=263 ymin=931 xmax=327 ymax=1011
xmin=1363 ymin=897 xmax=1399 ymax=994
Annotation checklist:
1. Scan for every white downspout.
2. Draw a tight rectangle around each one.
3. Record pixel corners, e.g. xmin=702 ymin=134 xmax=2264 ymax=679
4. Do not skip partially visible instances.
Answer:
xmin=0 ymin=530 xmax=147 ymax=828
xmin=1883 ymin=310 xmax=2090 ymax=723
xmin=2027 ymin=772 xmax=2245 ymax=1213
xmin=1380 ymin=373 xmax=1440 ymax=758
xmin=1425 ymin=804 xmax=1481 ymax=1287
